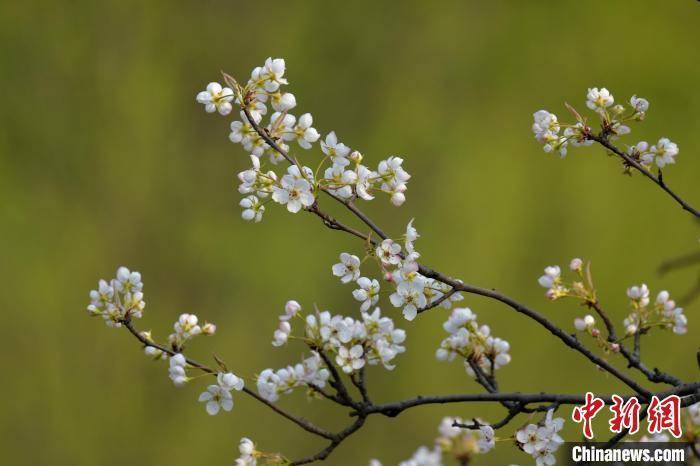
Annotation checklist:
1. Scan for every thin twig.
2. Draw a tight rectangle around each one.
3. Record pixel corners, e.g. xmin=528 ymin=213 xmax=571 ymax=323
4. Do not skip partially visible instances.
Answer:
xmin=587 ymin=133 xmax=700 ymax=218
xmin=121 ymin=319 xmax=335 ymax=440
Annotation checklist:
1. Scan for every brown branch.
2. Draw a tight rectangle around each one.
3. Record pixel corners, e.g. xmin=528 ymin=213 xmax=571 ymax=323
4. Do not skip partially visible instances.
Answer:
xmin=587 ymin=133 xmax=700 ymax=219
xmin=587 ymin=300 xmax=682 ymax=387
xmin=453 ymin=405 xmax=522 ymax=431
xmin=417 ymin=287 xmax=457 ymax=314
xmin=290 ymin=415 xmax=367 ymax=466
xmin=364 ymin=382 xmax=700 ymax=419
xmin=241 ymin=104 xmax=667 ymax=399
xmin=121 ymin=319 xmax=335 ymax=440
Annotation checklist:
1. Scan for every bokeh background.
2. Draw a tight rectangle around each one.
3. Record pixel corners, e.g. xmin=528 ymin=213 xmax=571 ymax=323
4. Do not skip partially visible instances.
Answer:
xmin=2 ymin=1 xmax=699 ymax=465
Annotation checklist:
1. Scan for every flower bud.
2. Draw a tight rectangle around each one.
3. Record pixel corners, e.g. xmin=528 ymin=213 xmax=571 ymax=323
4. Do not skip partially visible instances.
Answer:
xmin=350 ymin=150 xmax=363 ymax=163
xmin=390 ymin=191 xmax=406 ymax=206
xmin=239 ymin=437 xmax=255 ymax=456
xmin=569 ymin=258 xmax=583 ymax=271
xmin=202 ymin=322 xmax=217 ymax=336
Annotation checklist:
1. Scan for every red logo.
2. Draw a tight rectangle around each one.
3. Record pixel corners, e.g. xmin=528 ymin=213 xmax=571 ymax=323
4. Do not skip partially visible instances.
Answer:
xmin=572 ymin=392 xmax=605 ymax=439
xmin=572 ymin=393 xmax=683 ymax=439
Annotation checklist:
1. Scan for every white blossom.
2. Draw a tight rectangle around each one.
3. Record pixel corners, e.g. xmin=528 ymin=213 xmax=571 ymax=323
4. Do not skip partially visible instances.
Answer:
xmin=218 ymin=372 xmax=245 ymax=391
xmin=355 ymin=165 xmax=378 ymax=201
xmin=586 ymin=87 xmax=614 ymax=114
xmin=270 ymin=91 xmax=296 ymax=112
xmin=272 ymin=165 xmax=315 ymax=213
xmin=627 ymin=284 xmax=650 ymax=307
xmin=280 ymin=300 xmax=301 ymax=321
xmin=291 ymin=113 xmax=320 ymax=149
xmin=87 ymin=266 xmax=146 ymax=327
xmin=248 ymin=57 xmax=287 ymax=93
xmin=569 ymin=258 xmax=583 ymax=271
xmin=376 ymin=239 xmax=402 ymax=266
xmin=630 ymin=95 xmax=649 ymax=114
xmin=437 ymin=307 xmax=511 ymax=377
xmin=516 ymin=410 xmax=564 ymax=466
xmin=353 ymin=277 xmax=380 ymax=311
xmin=532 ymin=110 xmax=560 ymax=142
xmin=538 ymin=266 xmax=560 ymax=289
xmin=336 ymin=344 xmax=365 ymax=374
xmin=256 ymin=351 xmax=331 ymax=402
xmin=267 ymin=112 xmax=296 ymax=140
xmin=321 ymin=131 xmax=351 ymax=166
xmin=169 ymin=313 xmax=205 ymax=347
xmin=324 ymin=163 xmax=357 ymax=199
xmin=196 ymin=82 xmax=234 ymax=115
xmin=198 ymin=372 xmax=243 ymax=415
xmin=239 ymin=437 xmax=255 ymax=458
xmin=377 ymin=156 xmax=410 ymax=205
xmin=272 ymin=321 xmax=291 ymax=347
xmin=239 ymin=195 xmax=265 ymax=222
xmin=642 ymin=137 xmax=678 ymax=168
xmin=332 ymin=252 xmax=361 ymax=283
xmin=574 ymin=314 xmax=596 ymax=331
xmin=404 ymin=219 xmax=420 ymax=262
xmin=656 ymin=291 xmax=687 ymax=335
xmin=537 ymin=265 xmax=567 ymax=299
xmin=390 ymin=281 xmax=427 ymax=321
xmin=362 ymin=308 xmax=406 ymax=370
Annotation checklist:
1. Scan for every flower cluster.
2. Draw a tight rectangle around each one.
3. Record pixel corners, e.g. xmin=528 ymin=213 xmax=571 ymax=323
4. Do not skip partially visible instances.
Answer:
xmin=515 ymin=410 xmax=565 ymax=466
xmin=532 ymin=88 xmax=679 ymax=170
xmin=257 ymin=302 xmax=406 ymax=402
xmin=623 ymin=286 xmax=687 ymax=335
xmin=86 ymin=267 xmax=248 ymax=418
xmin=436 ymin=307 xmax=511 ymax=378
xmin=333 ymin=220 xmax=462 ymax=321
xmin=198 ymin=58 xmax=413 ymax=225
xmin=539 ymin=259 xmax=688 ymax=344
xmin=272 ymin=300 xmax=301 ymax=347
xmin=257 ymin=351 xmax=330 ymax=403
xmin=198 ymin=372 xmax=245 ymax=415
xmin=168 ymin=313 xmax=216 ymax=350
xmin=168 ymin=354 xmax=246 ymax=416
xmin=87 ymin=266 xmax=145 ymax=327
xmin=537 ymin=257 xmax=593 ymax=301
xmin=168 ymin=353 xmax=188 ymax=386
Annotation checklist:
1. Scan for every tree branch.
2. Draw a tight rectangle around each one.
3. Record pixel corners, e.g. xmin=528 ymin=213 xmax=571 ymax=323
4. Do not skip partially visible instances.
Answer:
xmin=587 ymin=133 xmax=700 ymax=219
xmin=121 ymin=319 xmax=335 ymax=440
xmin=242 ymin=103 xmax=675 ymax=400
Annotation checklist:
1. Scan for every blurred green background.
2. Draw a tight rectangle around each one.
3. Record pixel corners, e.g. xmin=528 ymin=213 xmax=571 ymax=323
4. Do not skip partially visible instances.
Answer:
xmin=1 ymin=1 xmax=699 ymax=465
